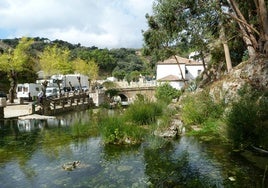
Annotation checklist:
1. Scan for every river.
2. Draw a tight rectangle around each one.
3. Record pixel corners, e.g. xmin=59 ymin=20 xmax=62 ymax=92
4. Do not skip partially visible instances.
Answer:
xmin=0 ymin=110 xmax=267 ymax=187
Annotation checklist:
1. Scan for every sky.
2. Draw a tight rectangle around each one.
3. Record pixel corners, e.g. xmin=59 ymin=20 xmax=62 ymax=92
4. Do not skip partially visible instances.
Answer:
xmin=0 ymin=0 xmax=154 ymax=49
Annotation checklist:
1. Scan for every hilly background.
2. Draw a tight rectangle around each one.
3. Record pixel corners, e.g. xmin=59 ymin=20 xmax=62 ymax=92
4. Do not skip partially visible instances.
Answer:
xmin=0 ymin=37 xmax=154 ymax=92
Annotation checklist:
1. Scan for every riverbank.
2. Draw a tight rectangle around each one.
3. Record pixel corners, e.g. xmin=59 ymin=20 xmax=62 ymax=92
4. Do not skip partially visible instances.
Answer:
xmin=4 ymin=99 xmax=32 ymax=119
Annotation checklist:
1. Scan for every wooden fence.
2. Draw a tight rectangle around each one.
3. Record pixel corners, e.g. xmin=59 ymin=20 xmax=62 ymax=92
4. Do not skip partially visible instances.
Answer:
xmin=35 ymin=93 xmax=94 ymax=116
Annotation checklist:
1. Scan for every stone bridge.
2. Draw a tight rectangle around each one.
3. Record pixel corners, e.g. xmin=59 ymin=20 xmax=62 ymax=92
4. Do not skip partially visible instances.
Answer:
xmin=117 ymin=86 xmax=156 ymax=103
xmin=90 ymin=80 xmax=157 ymax=106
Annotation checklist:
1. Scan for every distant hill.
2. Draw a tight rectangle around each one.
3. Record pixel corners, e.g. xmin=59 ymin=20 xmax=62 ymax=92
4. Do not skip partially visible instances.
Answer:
xmin=0 ymin=37 xmax=154 ymax=91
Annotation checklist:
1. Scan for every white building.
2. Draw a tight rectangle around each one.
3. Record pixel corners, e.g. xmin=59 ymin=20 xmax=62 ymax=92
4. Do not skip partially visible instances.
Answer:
xmin=156 ymin=55 xmax=205 ymax=90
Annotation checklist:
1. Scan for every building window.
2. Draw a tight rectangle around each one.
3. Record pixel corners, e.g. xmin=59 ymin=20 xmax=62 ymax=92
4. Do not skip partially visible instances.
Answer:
xmin=197 ymin=70 xmax=201 ymax=75
xmin=186 ymin=69 xmax=189 ymax=74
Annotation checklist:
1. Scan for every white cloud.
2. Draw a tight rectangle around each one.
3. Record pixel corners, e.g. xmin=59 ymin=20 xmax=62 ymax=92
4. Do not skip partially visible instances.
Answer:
xmin=0 ymin=0 xmax=154 ymax=48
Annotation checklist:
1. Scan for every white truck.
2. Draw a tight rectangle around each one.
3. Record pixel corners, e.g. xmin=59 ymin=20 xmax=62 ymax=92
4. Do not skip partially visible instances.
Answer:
xmin=16 ymin=83 xmax=42 ymax=100
xmin=51 ymin=74 xmax=89 ymax=92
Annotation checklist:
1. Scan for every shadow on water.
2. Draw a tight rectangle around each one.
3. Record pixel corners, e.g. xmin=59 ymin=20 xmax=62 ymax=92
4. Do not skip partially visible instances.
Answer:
xmin=0 ymin=110 xmax=268 ymax=187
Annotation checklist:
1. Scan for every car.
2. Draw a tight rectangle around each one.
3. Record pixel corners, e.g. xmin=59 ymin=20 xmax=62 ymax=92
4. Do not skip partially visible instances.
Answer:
xmin=45 ymin=87 xmax=58 ymax=98
xmin=0 ymin=91 xmax=7 ymax=99
xmin=82 ymin=86 xmax=89 ymax=92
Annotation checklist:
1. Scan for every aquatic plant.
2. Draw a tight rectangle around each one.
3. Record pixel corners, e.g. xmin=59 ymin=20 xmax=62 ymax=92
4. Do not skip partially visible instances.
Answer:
xmin=180 ymin=90 xmax=224 ymax=125
xmin=98 ymin=116 xmax=146 ymax=145
xmin=187 ymin=119 xmax=227 ymax=142
xmin=124 ymin=99 xmax=163 ymax=125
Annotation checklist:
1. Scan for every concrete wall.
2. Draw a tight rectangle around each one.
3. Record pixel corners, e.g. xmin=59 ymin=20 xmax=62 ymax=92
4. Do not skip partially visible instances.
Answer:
xmin=89 ymin=90 xmax=105 ymax=107
xmin=156 ymin=64 xmax=186 ymax=80
xmin=185 ymin=65 xmax=204 ymax=81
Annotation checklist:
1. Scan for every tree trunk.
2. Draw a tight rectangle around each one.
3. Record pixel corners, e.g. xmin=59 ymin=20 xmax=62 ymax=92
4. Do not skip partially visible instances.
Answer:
xmin=258 ymin=0 xmax=268 ymax=40
xmin=77 ymin=76 xmax=82 ymax=92
xmin=220 ymin=22 xmax=233 ymax=72
xmin=56 ymin=79 xmax=62 ymax=97
xmin=42 ymin=80 xmax=48 ymax=97
xmin=200 ymin=50 xmax=208 ymax=76
xmin=256 ymin=0 xmax=268 ymax=55
xmin=223 ymin=41 xmax=232 ymax=72
xmin=228 ymin=0 xmax=258 ymax=57
xmin=8 ymin=70 xmax=17 ymax=103
xmin=173 ymin=55 xmax=187 ymax=85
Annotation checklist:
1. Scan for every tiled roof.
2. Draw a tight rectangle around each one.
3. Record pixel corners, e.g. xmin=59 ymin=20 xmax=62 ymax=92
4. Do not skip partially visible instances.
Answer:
xmin=157 ymin=74 xmax=185 ymax=81
xmin=157 ymin=55 xmax=202 ymax=65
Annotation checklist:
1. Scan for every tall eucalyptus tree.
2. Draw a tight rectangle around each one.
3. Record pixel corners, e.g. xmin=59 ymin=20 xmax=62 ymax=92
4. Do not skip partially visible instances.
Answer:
xmin=225 ymin=0 xmax=268 ymax=57
xmin=143 ymin=0 xmax=268 ymax=79
xmin=143 ymin=0 xmax=221 ymax=81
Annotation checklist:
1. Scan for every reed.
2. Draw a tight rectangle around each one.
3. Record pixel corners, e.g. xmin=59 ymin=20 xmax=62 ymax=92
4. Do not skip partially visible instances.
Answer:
xmin=98 ymin=116 xmax=147 ymax=145
xmin=124 ymin=99 xmax=163 ymax=125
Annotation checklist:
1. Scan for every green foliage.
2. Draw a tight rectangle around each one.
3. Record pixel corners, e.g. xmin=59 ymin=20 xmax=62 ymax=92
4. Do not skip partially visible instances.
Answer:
xmin=155 ymin=83 xmax=181 ymax=103
xmin=125 ymin=70 xmax=141 ymax=82
xmin=125 ymin=99 xmax=163 ymax=125
xmin=143 ymin=0 xmax=217 ymax=63
xmin=105 ymin=88 xmax=119 ymax=98
xmin=112 ymin=69 xmax=126 ymax=80
xmin=102 ymin=81 xmax=117 ymax=89
xmin=72 ymin=58 xmax=99 ymax=80
xmin=226 ymin=85 xmax=268 ymax=149
xmin=98 ymin=116 xmax=146 ymax=145
xmin=1 ymin=37 xmax=150 ymax=81
xmin=0 ymin=37 xmax=35 ymax=102
xmin=0 ymin=37 xmax=34 ymax=72
xmin=39 ymin=45 xmax=73 ymax=77
xmin=181 ymin=90 xmax=224 ymax=125
xmin=242 ymin=50 xmax=249 ymax=62
xmin=187 ymin=119 xmax=226 ymax=142
xmin=98 ymin=99 xmax=166 ymax=144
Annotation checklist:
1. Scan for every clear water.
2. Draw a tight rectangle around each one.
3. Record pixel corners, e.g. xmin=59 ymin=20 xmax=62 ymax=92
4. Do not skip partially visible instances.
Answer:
xmin=0 ymin=110 xmax=267 ymax=188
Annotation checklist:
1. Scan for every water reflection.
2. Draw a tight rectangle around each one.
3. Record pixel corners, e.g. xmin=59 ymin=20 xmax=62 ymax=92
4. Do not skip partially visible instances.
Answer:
xmin=143 ymin=137 xmax=223 ymax=187
xmin=17 ymin=119 xmax=70 ymax=132
xmin=0 ymin=110 xmax=267 ymax=187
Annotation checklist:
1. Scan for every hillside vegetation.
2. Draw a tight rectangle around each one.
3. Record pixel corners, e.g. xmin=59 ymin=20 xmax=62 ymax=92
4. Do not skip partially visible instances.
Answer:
xmin=0 ymin=37 xmax=153 ymax=92
xmin=179 ymin=56 xmax=268 ymax=150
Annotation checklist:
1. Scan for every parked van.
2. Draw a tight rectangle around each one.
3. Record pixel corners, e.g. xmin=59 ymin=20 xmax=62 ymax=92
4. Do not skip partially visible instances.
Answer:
xmin=17 ymin=83 xmax=42 ymax=100
xmin=45 ymin=87 xmax=58 ymax=98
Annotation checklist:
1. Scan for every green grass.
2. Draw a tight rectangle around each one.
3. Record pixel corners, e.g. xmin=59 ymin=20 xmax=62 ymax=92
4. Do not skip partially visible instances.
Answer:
xmin=181 ymin=90 xmax=224 ymax=125
xmin=187 ymin=119 xmax=227 ymax=142
xmin=124 ymin=99 xmax=163 ymax=125
xmin=98 ymin=116 xmax=147 ymax=145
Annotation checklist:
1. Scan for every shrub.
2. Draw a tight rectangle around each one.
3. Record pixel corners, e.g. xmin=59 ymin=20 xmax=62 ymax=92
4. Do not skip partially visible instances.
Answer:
xmin=187 ymin=118 xmax=226 ymax=142
xmin=155 ymin=83 xmax=181 ymax=103
xmin=226 ymin=85 xmax=268 ymax=149
xmin=98 ymin=116 xmax=146 ymax=144
xmin=181 ymin=90 xmax=224 ymax=125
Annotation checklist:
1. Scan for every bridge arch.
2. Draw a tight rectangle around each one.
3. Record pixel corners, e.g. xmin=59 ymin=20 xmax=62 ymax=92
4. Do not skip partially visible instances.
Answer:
xmin=117 ymin=87 xmax=156 ymax=103
xmin=118 ymin=93 xmax=128 ymax=102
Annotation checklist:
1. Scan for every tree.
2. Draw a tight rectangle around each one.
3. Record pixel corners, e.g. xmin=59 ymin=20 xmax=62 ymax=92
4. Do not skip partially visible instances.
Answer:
xmin=72 ymin=58 xmax=99 ymax=91
xmin=0 ymin=37 xmax=34 ymax=103
xmin=39 ymin=44 xmax=73 ymax=95
xmin=143 ymin=0 xmax=216 ymax=81
xmin=144 ymin=0 xmax=268 ymax=79
xmin=39 ymin=45 xmax=73 ymax=78
xmin=225 ymin=0 xmax=268 ymax=57
xmin=112 ymin=69 xmax=126 ymax=80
